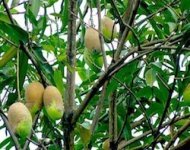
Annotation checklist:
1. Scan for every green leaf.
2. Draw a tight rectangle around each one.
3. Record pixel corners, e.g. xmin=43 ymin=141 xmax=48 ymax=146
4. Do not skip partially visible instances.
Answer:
xmin=137 ymin=86 xmax=152 ymax=99
xmin=153 ymin=86 xmax=168 ymax=104
xmin=53 ymin=70 xmax=64 ymax=94
xmin=147 ymin=102 xmax=163 ymax=117
xmin=26 ymin=8 xmax=38 ymax=26
xmin=106 ymin=78 xmax=119 ymax=96
xmin=180 ymin=0 xmax=190 ymax=12
xmin=76 ymin=123 xmax=91 ymax=146
xmin=0 ymin=47 xmax=17 ymax=68
xmin=120 ymin=116 xmax=132 ymax=140
xmin=0 ymin=137 xmax=11 ymax=149
xmin=30 ymin=0 xmax=41 ymax=18
xmin=37 ymin=14 xmax=47 ymax=39
xmin=74 ymin=141 xmax=84 ymax=150
xmin=114 ymin=60 xmax=138 ymax=86
xmin=43 ymin=0 xmax=59 ymax=7
xmin=83 ymin=49 xmax=103 ymax=73
xmin=175 ymin=119 xmax=188 ymax=126
xmin=77 ymin=67 xmax=90 ymax=81
xmin=0 ymin=13 xmax=12 ymax=24
xmin=145 ymin=68 xmax=156 ymax=87
xmin=18 ymin=51 xmax=28 ymax=92
xmin=61 ymin=0 xmax=69 ymax=31
xmin=32 ymin=46 xmax=54 ymax=81
xmin=167 ymin=7 xmax=178 ymax=22
xmin=0 ymin=21 xmax=28 ymax=44
xmin=141 ymin=2 xmax=165 ymax=39
xmin=0 ymin=77 xmax=14 ymax=93
xmin=6 ymin=51 xmax=28 ymax=105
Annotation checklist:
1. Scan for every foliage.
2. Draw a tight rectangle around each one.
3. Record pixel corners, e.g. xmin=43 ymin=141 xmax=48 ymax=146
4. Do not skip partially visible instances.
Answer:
xmin=0 ymin=0 xmax=190 ymax=149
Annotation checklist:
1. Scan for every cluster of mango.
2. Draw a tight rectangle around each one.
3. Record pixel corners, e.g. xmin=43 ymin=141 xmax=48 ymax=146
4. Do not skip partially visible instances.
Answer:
xmin=83 ymin=16 xmax=117 ymax=72
xmin=7 ymin=82 xmax=64 ymax=138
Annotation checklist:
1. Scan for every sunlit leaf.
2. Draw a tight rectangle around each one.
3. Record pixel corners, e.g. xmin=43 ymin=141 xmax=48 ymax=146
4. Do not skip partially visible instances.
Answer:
xmin=76 ymin=123 xmax=91 ymax=146
xmin=145 ymin=68 xmax=156 ymax=87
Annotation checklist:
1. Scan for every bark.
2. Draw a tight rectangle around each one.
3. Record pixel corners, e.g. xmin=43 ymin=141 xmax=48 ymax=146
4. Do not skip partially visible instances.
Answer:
xmin=63 ymin=0 xmax=77 ymax=149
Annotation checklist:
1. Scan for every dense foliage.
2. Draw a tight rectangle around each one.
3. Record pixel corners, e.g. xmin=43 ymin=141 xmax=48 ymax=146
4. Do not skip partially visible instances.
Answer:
xmin=0 ymin=0 xmax=190 ymax=149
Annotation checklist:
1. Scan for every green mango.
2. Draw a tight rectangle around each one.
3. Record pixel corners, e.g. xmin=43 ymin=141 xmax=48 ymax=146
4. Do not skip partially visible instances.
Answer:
xmin=46 ymin=101 xmax=64 ymax=120
xmin=43 ymin=86 xmax=64 ymax=121
xmin=8 ymin=102 xmax=32 ymax=138
xmin=101 ymin=16 xmax=117 ymax=42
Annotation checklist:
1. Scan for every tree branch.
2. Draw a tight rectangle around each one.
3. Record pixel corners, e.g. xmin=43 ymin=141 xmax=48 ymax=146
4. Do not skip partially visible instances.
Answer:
xmin=72 ymin=32 xmax=183 ymax=124
xmin=118 ymin=113 xmax=190 ymax=149
xmin=109 ymin=91 xmax=118 ymax=150
xmin=171 ymin=136 xmax=190 ymax=150
xmin=90 ymin=86 xmax=107 ymax=132
xmin=88 ymin=1 xmax=109 ymax=139
xmin=77 ymin=4 xmax=88 ymax=32
xmin=19 ymin=42 xmax=49 ymax=86
xmin=2 ymin=0 xmax=14 ymax=24
xmin=113 ymin=77 xmax=154 ymax=142
xmin=114 ymin=0 xmax=141 ymax=60
xmin=88 ymin=82 xmax=108 ymax=149
xmin=164 ymin=118 xmax=190 ymax=150
xmin=151 ymin=32 xmax=190 ymax=149
xmin=63 ymin=0 xmax=77 ymax=149
xmin=135 ymin=0 xmax=180 ymax=27
xmin=72 ymin=49 xmax=154 ymax=125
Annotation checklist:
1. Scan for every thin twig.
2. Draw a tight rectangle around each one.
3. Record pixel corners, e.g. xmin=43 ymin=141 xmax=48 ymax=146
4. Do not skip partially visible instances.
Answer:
xmin=109 ymin=0 xmax=141 ymax=50
xmin=113 ymin=77 xmax=154 ymax=142
xmin=135 ymin=0 xmax=180 ymax=27
xmin=97 ymin=0 xmax=108 ymax=70
xmin=109 ymin=0 xmax=123 ymax=26
xmin=0 ymin=35 xmax=19 ymax=48
xmin=72 ymin=48 xmax=155 ymax=124
xmin=88 ymin=2 xmax=109 ymax=148
xmin=88 ymin=82 xmax=108 ymax=150
xmin=151 ymin=33 xmax=190 ymax=149
xmin=156 ymin=74 xmax=171 ymax=90
xmin=2 ymin=0 xmax=15 ymax=24
xmin=1 ymin=2 xmax=21 ymax=149
xmin=19 ymin=42 xmax=49 ymax=86
xmin=70 ymin=9 xmax=182 ymax=53
xmin=85 ymin=1 xmax=110 ymax=145
xmin=171 ymin=136 xmax=190 ymax=150
xmin=109 ymin=2 xmax=140 ymax=148
xmin=77 ymin=4 xmax=88 ymax=32
xmin=72 ymin=31 xmax=184 ymax=124
xmin=110 ymin=33 xmax=176 ymax=77
xmin=118 ymin=113 xmax=190 ymax=149
xmin=114 ymin=0 xmax=141 ymax=60
xmin=164 ymin=118 xmax=190 ymax=150
xmin=9 ymin=1 xmax=28 ymax=9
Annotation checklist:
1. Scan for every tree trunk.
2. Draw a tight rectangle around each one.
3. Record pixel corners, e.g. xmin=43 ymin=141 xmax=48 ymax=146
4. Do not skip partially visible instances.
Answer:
xmin=63 ymin=0 xmax=77 ymax=149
